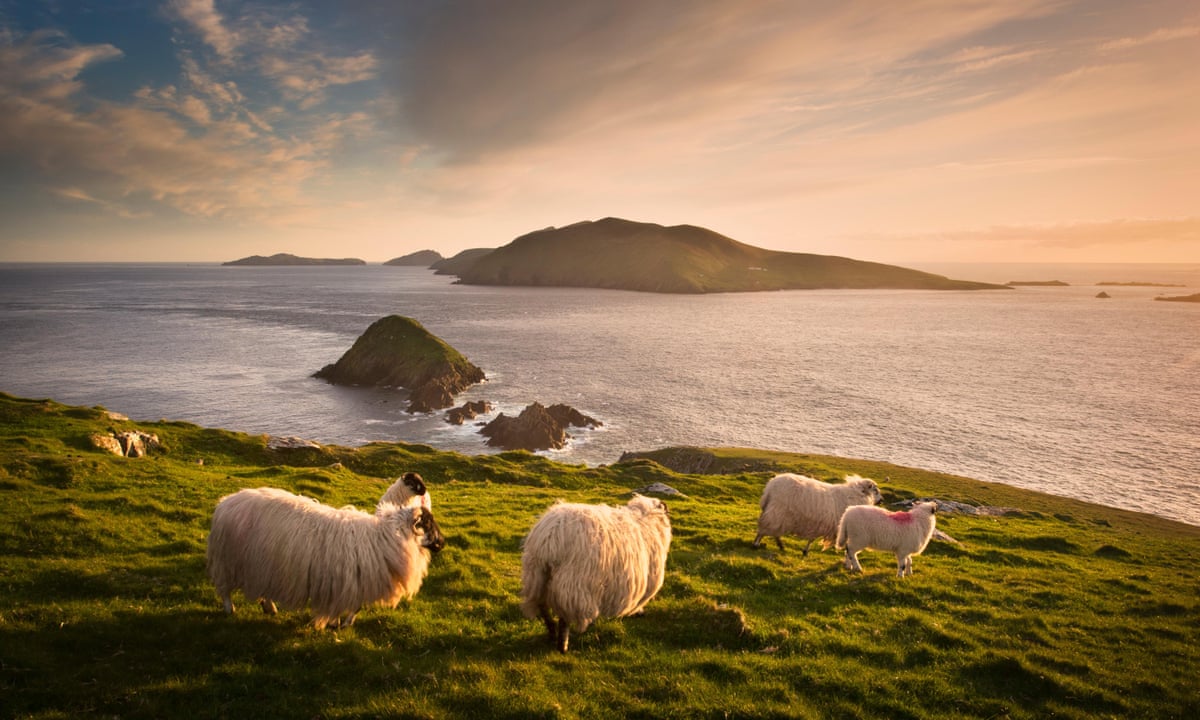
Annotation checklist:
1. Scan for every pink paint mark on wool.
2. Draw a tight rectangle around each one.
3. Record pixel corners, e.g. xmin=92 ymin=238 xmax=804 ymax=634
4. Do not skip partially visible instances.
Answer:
xmin=889 ymin=511 xmax=915 ymax=525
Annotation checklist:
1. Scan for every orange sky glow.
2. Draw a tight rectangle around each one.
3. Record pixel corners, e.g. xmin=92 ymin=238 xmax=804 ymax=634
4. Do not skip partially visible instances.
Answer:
xmin=0 ymin=1 xmax=1197 ymax=264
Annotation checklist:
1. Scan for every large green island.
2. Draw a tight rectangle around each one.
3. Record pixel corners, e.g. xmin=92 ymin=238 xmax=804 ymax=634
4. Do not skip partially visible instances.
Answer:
xmin=1 ymin=391 xmax=1196 ymax=718
xmin=450 ymin=217 xmax=1007 ymax=293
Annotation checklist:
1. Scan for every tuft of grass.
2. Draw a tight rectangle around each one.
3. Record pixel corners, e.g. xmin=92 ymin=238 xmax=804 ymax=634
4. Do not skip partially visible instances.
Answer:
xmin=1 ymin=392 xmax=1198 ymax=719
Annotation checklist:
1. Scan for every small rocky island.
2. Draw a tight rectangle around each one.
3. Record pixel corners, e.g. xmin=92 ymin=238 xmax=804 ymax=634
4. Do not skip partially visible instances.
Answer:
xmin=223 ymin=253 xmax=365 ymax=266
xmin=313 ymin=315 xmax=485 ymax=413
xmin=480 ymin=402 xmax=601 ymax=451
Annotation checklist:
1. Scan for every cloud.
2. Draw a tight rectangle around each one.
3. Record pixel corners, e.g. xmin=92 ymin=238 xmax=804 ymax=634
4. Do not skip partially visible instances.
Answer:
xmin=390 ymin=0 xmax=1055 ymax=161
xmin=167 ymin=0 xmax=240 ymax=60
xmin=1100 ymin=24 xmax=1200 ymax=51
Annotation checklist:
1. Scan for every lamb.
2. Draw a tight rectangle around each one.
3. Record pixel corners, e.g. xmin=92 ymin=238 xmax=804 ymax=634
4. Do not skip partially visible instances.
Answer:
xmin=520 ymin=494 xmax=672 ymax=653
xmin=206 ymin=485 xmax=445 ymax=629
xmin=836 ymin=501 xmax=938 ymax=577
xmin=753 ymin=473 xmax=883 ymax=555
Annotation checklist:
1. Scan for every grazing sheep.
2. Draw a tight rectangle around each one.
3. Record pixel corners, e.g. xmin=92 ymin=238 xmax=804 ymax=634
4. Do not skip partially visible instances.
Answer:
xmin=206 ymin=486 xmax=445 ymax=629
xmin=753 ymin=473 xmax=883 ymax=555
xmin=520 ymin=495 xmax=672 ymax=653
xmin=379 ymin=471 xmax=431 ymax=510
xmin=836 ymin=501 xmax=938 ymax=577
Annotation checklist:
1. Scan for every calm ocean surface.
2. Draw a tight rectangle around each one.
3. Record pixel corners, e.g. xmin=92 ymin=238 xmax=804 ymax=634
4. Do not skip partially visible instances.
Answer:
xmin=1 ymin=262 xmax=1197 ymax=526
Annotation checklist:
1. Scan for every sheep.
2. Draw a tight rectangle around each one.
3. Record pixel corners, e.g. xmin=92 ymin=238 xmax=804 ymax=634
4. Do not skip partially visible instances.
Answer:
xmin=379 ymin=471 xmax=431 ymax=511
xmin=836 ymin=501 xmax=938 ymax=577
xmin=520 ymin=494 xmax=672 ymax=653
xmin=753 ymin=473 xmax=883 ymax=555
xmin=206 ymin=486 xmax=445 ymax=629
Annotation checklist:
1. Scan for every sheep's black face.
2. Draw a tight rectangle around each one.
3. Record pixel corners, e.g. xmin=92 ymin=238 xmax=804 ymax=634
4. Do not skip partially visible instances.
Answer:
xmin=402 ymin=472 xmax=427 ymax=498
xmin=415 ymin=508 xmax=445 ymax=553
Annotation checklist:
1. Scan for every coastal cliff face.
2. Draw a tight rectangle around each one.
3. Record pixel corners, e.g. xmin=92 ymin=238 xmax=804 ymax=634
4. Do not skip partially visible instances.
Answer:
xmin=313 ymin=315 xmax=485 ymax=413
xmin=450 ymin=217 xmax=1007 ymax=293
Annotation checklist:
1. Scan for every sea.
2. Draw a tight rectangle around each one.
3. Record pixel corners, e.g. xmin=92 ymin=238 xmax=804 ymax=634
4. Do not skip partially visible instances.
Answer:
xmin=1 ymin=261 xmax=1197 ymax=527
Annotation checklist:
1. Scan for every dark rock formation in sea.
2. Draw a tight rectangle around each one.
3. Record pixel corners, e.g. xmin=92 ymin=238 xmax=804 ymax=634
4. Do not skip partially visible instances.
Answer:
xmin=1154 ymin=292 xmax=1200 ymax=303
xmin=223 ymin=253 xmax=366 ymax=266
xmin=449 ymin=217 xmax=1007 ymax=293
xmin=1096 ymin=291 xmax=1111 ymax=299
xmin=446 ymin=400 xmax=494 ymax=425
xmin=384 ymin=250 xmax=444 ymax=267
xmin=313 ymin=315 xmax=485 ymax=413
xmin=433 ymin=248 xmax=494 ymax=276
xmin=479 ymin=402 xmax=601 ymax=451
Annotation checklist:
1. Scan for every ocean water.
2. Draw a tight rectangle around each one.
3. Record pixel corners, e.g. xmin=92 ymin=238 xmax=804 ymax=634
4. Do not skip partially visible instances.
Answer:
xmin=1 ymin=262 xmax=1197 ymax=526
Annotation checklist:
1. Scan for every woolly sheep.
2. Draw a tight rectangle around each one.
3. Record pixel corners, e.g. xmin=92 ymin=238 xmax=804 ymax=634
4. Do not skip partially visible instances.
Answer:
xmin=836 ymin=501 xmax=938 ymax=578
xmin=520 ymin=494 xmax=672 ymax=653
xmin=206 ymin=485 xmax=445 ymax=629
xmin=379 ymin=471 xmax=432 ymax=511
xmin=753 ymin=473 xmax=883 ymax=554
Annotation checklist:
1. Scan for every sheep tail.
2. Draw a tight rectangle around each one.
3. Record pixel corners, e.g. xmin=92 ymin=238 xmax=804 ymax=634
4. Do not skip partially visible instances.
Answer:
xmin=835 ymin=517 xmax=848 ymax=550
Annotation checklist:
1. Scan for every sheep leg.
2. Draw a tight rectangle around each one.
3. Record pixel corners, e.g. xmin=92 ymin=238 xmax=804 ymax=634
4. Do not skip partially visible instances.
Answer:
xmin=556 ymin=618 xmax=570 ymax=654
xmin=844 ymin=550 xmax=863 ymax=573
xmin=221 ymin=595 xmax=235 ymax=615
xmin=775 ymin=537 xmax=785 ymax=551
xmin=259 ymin=599 xmax=278 ymax=615
xmin=897 ymin=555 xmax=912 ymax=578
xmin=537 ymin=603 xmax=557 ymax=641
xmin=801 ymin=538 xmax=816 ymax=557
xmin=752 ymin=532 xmax=764 ymax=548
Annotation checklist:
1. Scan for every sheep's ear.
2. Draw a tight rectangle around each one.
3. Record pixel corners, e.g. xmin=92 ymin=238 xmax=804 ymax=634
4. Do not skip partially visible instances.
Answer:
xmin=403 ymin=472 xmax=426 ymax=496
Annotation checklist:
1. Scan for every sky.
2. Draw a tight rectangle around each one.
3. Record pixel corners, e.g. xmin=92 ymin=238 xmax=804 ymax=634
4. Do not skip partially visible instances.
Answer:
xmin=0 ymin=0 xmax=1197 ymax=264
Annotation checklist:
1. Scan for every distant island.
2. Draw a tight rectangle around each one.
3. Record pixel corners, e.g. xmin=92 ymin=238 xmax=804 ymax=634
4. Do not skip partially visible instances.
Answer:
xmin=384 ymin=250 xmax=443 ymax=266
xmin=223 ymin=253 xmax=365 ymax=266
xmin=1154 ymin=292 xmax=1200 ymax=303
xmin=1098 ymin=281 xmax=1186 ymax=287
xmin=446 ymin=217 xmax=1007 ymax=293
xmin=1006 ymin=280 xmax=1069 ymax=287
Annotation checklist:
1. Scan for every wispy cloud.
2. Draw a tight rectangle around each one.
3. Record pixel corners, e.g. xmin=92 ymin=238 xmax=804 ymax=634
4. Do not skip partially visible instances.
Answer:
xmin=1100 ymin=24 xmax=1200 ymax=51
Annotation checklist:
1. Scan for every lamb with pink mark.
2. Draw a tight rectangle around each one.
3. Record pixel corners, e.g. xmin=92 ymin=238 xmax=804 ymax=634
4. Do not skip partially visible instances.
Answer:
xmin=836 ymin=501 xmax=938 ymax=578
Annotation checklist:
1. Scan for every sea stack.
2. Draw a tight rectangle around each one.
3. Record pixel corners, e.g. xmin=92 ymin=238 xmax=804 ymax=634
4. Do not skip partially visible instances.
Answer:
xmin=313 ymin=315 xmax=485 ymax=413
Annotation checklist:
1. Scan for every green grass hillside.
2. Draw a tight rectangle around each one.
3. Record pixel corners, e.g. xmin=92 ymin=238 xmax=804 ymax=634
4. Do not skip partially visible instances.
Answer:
xmin=2 ymin=392 xmax=1197 ymax=719
xmin=453 ymin=218 xmax=1006 ymax=293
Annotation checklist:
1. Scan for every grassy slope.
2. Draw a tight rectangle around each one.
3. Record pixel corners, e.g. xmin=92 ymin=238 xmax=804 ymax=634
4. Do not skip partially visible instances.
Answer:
xmin=455 ymin=218 xmax=1005 ymax=293
xmin=2 ymin=393 xmax=1198 ymax=719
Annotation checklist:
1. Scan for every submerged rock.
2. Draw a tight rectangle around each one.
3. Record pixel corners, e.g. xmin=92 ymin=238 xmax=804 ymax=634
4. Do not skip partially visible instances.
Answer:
xmin=313 ymin=315 xmax=485 ymax=413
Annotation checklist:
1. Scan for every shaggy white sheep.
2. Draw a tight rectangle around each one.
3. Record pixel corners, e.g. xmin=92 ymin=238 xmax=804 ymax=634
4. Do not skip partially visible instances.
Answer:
xmin=206 ymin=486 xmax=445 ymax=629
xmin=378 ymin=471 xmax=431 ymax=510
xmin=836 ymin=501 xmax=938 ymax=577
xmin=753 ymin=473 xmax=883 ymax=555
xmin=520 ymin=494 xmax=672 ymax=652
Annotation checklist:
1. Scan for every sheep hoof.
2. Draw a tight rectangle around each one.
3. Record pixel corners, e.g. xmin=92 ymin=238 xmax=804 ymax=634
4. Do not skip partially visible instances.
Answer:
xmin=259 ymin=599 xmax=278 ymax=615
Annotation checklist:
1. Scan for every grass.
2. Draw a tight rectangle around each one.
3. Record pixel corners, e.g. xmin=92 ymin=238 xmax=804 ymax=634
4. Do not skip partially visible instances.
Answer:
xmin=1 ymin=391 xmax=1198 ymax=719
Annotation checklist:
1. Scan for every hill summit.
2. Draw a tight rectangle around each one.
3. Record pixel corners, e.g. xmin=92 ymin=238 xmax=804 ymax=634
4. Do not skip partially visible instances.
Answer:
xmin=452 ymin=217 xmax=1004 ymax=293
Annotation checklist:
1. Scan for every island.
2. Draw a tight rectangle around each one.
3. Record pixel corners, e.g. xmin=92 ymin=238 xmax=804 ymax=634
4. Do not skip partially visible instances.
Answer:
xmin=384 ymin=250 xmax=444 ymax=266
xmin=1154 ymin=292 xmax=1200 ymax=303
xmin=313 ymin=315 xmax=485 ymax=413
xmin=447 ymin=217 xmax=1007 ymax=293
xmin=223 ymin=253 xmax=366 ymax=266
xmin=1006 ymin=280 xmax=1069 ymax=287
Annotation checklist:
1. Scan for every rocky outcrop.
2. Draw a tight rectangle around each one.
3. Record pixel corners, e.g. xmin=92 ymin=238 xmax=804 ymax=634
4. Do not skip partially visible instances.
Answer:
xmin=313 ymin=315 xmax=485 ymax=413
xmin=91 ymin=430 xmax=161 ymax=457
xmin=446 ymin=400 xmax=494 ymax=425
xmin=1096 ymin=291 xmax=1111 ymax=299
xmin=267 ymin=436 xmax=322 ymax=450
xmin=479 ymin=402 xmax=601 ymax=451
